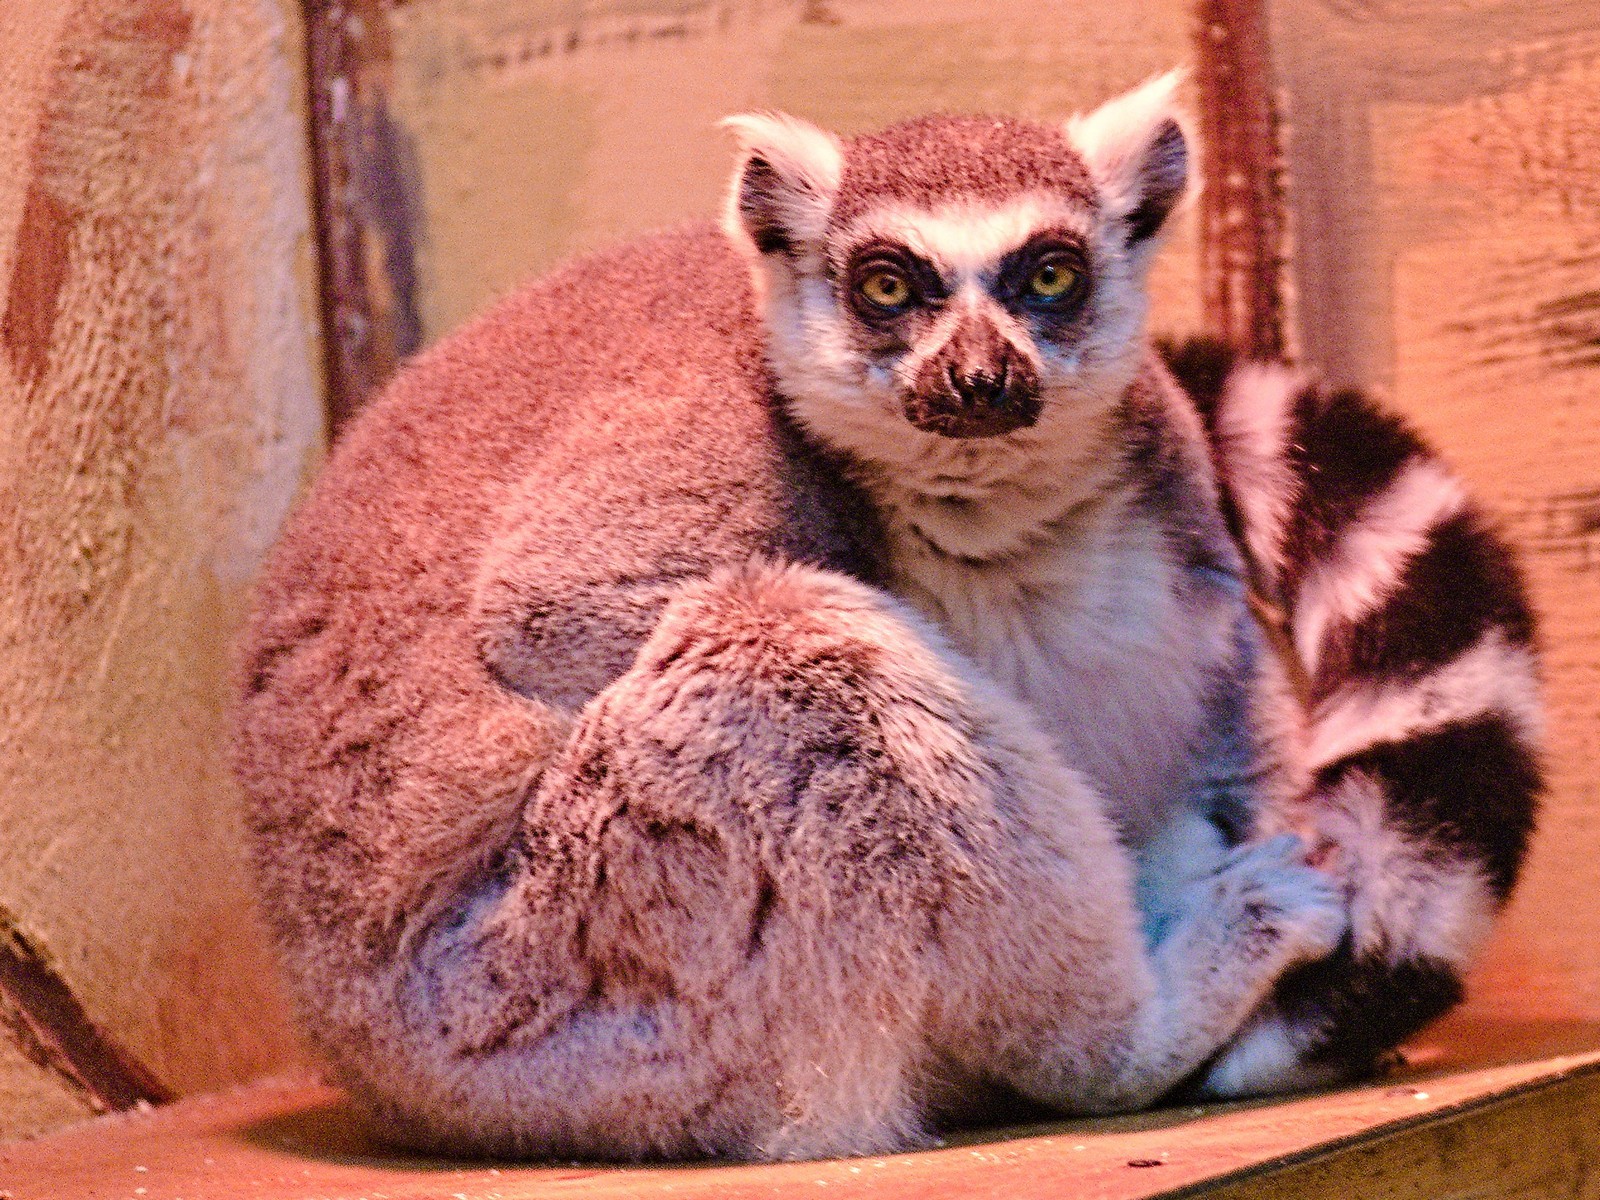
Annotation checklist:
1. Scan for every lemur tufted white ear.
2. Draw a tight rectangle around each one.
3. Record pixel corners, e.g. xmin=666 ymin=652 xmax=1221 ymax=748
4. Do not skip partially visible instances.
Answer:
xmin=721 ymin=112 xmax=845 ymax=258
xmin=1067 ymin=71 xmax=1192 ymax=249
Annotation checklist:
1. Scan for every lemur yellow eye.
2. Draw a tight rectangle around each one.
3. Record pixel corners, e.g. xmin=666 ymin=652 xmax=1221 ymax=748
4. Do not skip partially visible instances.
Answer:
xmin=1028 ymin=258 xmax=1081 ymax=300
xmin=858 ymin=270 xmax=913 ymax=311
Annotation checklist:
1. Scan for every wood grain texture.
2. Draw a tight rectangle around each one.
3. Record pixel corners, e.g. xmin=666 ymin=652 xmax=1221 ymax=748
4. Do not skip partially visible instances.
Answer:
xmin=1206 ymin=1074 xmax=1600 ymax=1200
xmin=1 ymin=1018 xmax=1596 ymax=1200
xmin=1195 ymin=0 xmax=1287 ymax=357
xmin=302 ymin=0 xmax=424 ymax=433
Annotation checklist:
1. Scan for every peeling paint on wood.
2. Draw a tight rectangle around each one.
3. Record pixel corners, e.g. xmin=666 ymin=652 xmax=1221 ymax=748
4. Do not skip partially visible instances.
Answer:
xmin=303 ymin=0 xmax=425 ymax=434
xmin=1529 ymin=290 xmax=1600 ymax=371
xmin=1507 ymin=490 xmax=1600 ymax=575
xmin=1195 ymin=0 xmax=1287 ymax=358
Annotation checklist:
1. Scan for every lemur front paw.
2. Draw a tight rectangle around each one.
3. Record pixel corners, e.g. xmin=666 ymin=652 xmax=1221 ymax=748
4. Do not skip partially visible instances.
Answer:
xmin=1202 ymin=834 xmax=1347 ymax=968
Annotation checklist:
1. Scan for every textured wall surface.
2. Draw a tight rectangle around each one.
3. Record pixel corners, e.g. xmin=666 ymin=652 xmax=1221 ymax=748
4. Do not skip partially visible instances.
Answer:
xmin=0 ymin=0 xmax=323 ymax=1138
xmin=1272 ymin=0 xmax=1600 ymax=1018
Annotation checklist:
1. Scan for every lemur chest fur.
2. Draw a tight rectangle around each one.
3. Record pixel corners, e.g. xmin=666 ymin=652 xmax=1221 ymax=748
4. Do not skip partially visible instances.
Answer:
xmin=880 ymin=479 xmax=1245 ymax=849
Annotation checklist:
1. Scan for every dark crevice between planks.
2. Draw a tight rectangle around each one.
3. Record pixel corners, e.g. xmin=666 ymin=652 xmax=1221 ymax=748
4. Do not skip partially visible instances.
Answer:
xmin=1194 ymin=0 xmax=1289 ymax=360
xmin=0 ymin=906 xmax=172 ymax=1114
xmin=301 ymin=0 xmax=424 ymax=439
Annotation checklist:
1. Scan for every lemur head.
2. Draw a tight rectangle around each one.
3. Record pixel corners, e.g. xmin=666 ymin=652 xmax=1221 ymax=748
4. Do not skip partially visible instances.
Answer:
xmin=723 ymin=74 xmax=1189 ymax=479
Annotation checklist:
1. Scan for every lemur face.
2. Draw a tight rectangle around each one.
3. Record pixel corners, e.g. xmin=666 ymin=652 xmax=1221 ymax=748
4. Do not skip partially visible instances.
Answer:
xmin=725 ymin=74 xmax=1189 ymax=469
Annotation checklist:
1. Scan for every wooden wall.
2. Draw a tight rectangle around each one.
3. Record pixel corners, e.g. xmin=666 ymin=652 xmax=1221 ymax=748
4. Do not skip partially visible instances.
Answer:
xmin=0 ymin=0 xmax=323 ymax=1138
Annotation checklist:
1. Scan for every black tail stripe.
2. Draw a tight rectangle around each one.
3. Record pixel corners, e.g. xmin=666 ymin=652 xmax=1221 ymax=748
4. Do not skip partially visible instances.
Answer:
xmin=1311 ymin=510 xmax=1536 ymax=700
xmin=1156 ymin=336 xmax=1237 ymax=428
xmin=1279 ymin=387 xmax=1422 ymax=598
xmin=1312 ymin=714 xmax=1541 ymax=900
xmin=1275 ymin=947 xmax=1465 ymax=1070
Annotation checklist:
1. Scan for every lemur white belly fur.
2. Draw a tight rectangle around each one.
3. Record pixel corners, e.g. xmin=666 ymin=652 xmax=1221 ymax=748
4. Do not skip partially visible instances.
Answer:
xmin=874 ymin=475 xmax=1239 ymax=851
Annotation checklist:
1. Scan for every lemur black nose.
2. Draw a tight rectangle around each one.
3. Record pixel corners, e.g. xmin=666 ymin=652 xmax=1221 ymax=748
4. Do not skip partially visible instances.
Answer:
xmin=907 ymin=317 xmax=1040 ymax=438
xmin=947 ymin=360 xmax=1008 ymax=407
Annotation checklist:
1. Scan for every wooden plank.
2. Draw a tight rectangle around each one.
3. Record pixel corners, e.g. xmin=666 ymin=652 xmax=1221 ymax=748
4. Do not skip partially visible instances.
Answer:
xmin=2 ymin=1018 xmax=1596 ymax=1199
xmin=1198 ymin=1073 xmax=1600 ymax=1200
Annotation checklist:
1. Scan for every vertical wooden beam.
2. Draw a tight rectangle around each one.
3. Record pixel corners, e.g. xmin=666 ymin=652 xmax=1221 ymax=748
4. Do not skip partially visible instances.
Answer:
xmin=301 ymin=0 xmax=420 ymax=437
xmin=1195 ymin=0 xmax=1288 ymax=360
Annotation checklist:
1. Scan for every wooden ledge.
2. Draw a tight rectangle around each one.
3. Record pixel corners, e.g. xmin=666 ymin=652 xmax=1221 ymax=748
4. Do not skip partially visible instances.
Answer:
xmin=3 ymin=1017 xmax=1599 ymax=1200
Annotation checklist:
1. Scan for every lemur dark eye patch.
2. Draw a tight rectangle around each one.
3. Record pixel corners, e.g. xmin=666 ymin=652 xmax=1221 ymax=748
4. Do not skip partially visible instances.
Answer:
xmin=995 ymin=232 xmax=1091 ymax=313
xmin=841 ymin=240 xmax=947 ymax=322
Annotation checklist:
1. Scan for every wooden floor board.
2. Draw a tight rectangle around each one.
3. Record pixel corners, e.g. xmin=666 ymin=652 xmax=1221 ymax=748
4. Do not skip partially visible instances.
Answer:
xmin=2 ymin=1017 xmax=1598 ymax=1200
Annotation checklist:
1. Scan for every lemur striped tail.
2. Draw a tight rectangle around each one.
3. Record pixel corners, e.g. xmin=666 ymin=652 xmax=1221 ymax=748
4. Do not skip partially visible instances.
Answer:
xmin=1164 ymin=339 xmax=1542 ymax=1094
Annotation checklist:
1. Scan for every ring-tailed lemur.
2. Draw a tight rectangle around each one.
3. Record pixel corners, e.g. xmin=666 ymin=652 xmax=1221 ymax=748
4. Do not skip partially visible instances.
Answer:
xmin=234 ymin=73 xmax=1535 ymax=1161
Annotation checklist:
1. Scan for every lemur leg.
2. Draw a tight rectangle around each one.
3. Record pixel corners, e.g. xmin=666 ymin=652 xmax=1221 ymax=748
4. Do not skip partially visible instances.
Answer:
xmin=859 ymin=588 xmax=1347 ymax=1116
xmin=368 ymin=560 xmax=1342 ymax=1160
xmin=378 ymin=559 xmax=1153 ymax=1161
xmin=931 ymin=813 xmax=1345 ymax=1115
xmin=392 ymin=561 xmax=977 ymax=1161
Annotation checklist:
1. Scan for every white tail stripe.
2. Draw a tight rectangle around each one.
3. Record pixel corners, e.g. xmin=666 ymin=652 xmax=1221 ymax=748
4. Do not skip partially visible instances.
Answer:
xmin=1306 ymin=630 xmax=1541 ymax=773
xmin=1213 ymin=364 xmax=1302 ymax=573
xmin=1294 ymin=459 xmax=1470 ymax=673
xmin=1316 ymin=771 xmax=1497 ymax=965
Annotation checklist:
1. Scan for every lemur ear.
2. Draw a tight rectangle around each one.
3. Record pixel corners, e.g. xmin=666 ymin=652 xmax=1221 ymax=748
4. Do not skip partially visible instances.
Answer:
xmin=1067 ymin=72 xmax=1191 ymax=248
xmin=721 ymin=112 xmax=845 ymax=257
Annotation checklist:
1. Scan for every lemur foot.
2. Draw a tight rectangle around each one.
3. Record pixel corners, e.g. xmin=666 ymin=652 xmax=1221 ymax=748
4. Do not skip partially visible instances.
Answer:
xmin=1199 ymin=833 xmax=1347 ymax=969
